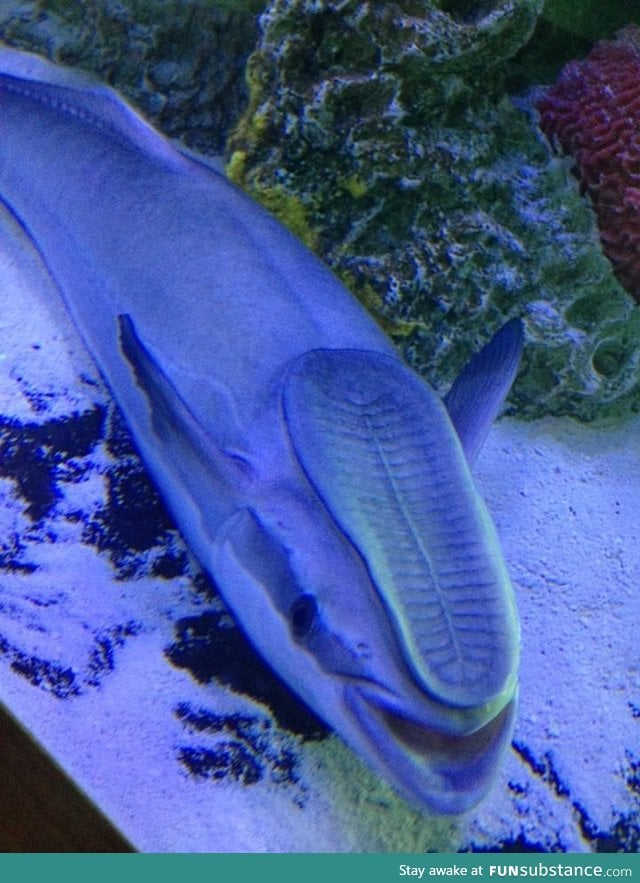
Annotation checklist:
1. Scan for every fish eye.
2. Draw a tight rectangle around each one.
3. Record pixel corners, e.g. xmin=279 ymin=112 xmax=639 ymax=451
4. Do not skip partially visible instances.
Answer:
xmin=289 ymin=594 xmax=318 ymax=641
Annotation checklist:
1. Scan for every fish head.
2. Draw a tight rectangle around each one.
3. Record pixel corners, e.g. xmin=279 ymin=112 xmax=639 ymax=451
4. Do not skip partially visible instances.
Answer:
xmin=211 ymin=339 xmax=521 ymax=815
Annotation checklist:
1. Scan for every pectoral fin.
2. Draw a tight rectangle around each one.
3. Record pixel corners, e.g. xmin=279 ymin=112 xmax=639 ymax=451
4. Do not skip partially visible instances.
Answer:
xmin=117 ymin=313 xmax=256 ymax=487
xmin=282 ymin=348 xmax=518 ymax=711
xmin=444 ymin=318 xmax=524 ymax=465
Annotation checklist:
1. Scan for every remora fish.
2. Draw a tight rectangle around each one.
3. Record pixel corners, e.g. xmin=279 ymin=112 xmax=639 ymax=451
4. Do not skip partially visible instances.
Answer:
xmin=0 ymin=44 xmax=522 ymax=814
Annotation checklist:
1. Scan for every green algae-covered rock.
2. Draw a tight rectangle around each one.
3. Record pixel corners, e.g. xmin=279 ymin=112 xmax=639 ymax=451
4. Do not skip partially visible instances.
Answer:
xmin=0 ymin=0 xmax=264 ymax=152
xmin=227 ymin=0 xmax=640 ymax=422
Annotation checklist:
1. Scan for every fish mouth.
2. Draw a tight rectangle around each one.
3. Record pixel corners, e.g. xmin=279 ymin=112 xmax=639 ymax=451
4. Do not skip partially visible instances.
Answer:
xmin=345 ymin=682 xmax=517 ymax=815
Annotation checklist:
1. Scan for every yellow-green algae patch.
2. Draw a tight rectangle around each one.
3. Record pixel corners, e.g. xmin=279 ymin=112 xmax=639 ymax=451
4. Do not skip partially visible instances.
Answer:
xmin=303 ymin=736 xmax=460 ymax=852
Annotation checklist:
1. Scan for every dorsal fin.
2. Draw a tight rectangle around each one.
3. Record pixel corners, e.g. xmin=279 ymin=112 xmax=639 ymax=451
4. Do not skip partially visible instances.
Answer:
xmin=282 ymin=348 xmax=519 ymax=711
xmin=0 ymin=43 xmax=185 ymax=170
xmin=444 ymin=319 xmax=524 ymax=465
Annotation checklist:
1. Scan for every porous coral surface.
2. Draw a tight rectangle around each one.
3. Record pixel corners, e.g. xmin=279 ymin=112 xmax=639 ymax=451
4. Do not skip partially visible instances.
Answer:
xmin=537 ymin=25 xmax=640 ymax=304
xmin=228 ymin=0 xmax=640 ymax=422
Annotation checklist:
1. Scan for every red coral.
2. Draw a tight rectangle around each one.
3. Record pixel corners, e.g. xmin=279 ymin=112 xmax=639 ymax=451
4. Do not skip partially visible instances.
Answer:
xmin=537 ymin=25 xmax=640 ymax=302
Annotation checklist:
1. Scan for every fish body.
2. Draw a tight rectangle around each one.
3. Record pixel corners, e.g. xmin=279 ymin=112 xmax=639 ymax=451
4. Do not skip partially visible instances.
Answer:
xmin=0 ymin=44 xmax=521 ymax=814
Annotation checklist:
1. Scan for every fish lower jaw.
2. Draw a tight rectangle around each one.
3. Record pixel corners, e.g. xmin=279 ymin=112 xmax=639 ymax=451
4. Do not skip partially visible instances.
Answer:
xmin=345 ymin=683 xmax=517 ymax=815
